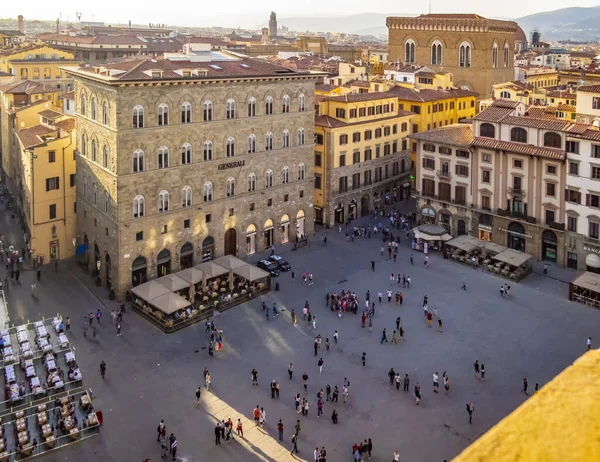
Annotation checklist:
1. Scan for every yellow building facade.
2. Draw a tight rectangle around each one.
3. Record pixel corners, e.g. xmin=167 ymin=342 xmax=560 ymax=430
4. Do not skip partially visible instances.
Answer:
xmin=16 ymin=115 xmax=76 ymax=263
xmin=0 ymin=45 xmax=79 ymax=90
xmin=314 ymin=93 xmax=414 ymax=225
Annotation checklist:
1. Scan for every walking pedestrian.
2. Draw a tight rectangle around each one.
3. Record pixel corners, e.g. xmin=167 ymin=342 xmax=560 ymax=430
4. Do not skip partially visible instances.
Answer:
xmin=396 ymin=317 xmax=400 ymax=332
xmin=288 ymin=363 xmax=294 ymax=380
xmin=368 ymin=317 xmax=373 ymax=333
xmin=395 ymin=373 xmax=401 ymax=390
xmin=543 ymin=263 xmax=548 ymax=275
xmin=404 ymin=373 xmax=410 ymax=392
xmin=157 ymin=420 xmax=165 ymax=442
xmin=380 ymin=328 xmax=388 ymax=343
xmin=236 ymin=419 xmax=243 ymax=437
xmin=253 ymin=406 xmax=261 ymax=426
xmin=333 ymin=330 xmax=338 ymax=344
xmin=291 ymin=309 xmax=296 ymax=324
xmin=466 ymin=402 xmax=474 ymax=424
xmin=196 ymin=386 xmax=202 ymax=406
xmin=65 ymin=317 xmax=70 ymax=331
xmin=116 ymin=322 xmax=122 ymax=336
xmin=522 ymin=377 xmax=528 ymax=395
xmin=318 ymin=358 xmax=324 ymax=373
xmin=291 ymin=433 xmax=299 ymax=454
xmin=302 ymin=373 xmax=309 ymax=393
xmin=170 ymin=435 xmax=178 ymax=461
xmin=100 ymin=360 xmax=106 ymax=379
xmin=437 ymin=318 xmax=443 ymax=332
xmin=96 ymin=309 xmax=102 ymax=324
xmin=480 ymin=364 xmax=486 ymax=380
xmin=392 ymin=330 xmax=398 ymax=344
xmin=414 ymin=382 xmax=421 ymax=405
xmin=587 ymin=336 xmax=592 ymax=351
xmin=371 ymin=260 xmax=375 ymax=272
xmin=36 ymin=269 xmax=41 ymax=281
xmin=500 ymin=285 xmax=505 ymax=297
xmin=462 ymin=278 xmax=466 ymax=290
xmin=312 ymin=315 xmax=317 ymax=329
xmin=325 ymin=338 xmax=330 ymax=351
xmin=251 ymin=369 xmax=259 ymax=386
xmin=443 ymin=372 xmax=450 ymax=395
xmin=160 ymin=433 xmax=168 ymax=458
xmin=214 ymin=423 xmax=221 ymax=445
xmin=295 ymin=420 xmax=301 ymax=435
xmin=433 ymin=372 xmax=439 ymax=393
xmin=474 ymin=360 xmax=480 ymax=379
xmin=277 ymin=419 xmax=284 ymax=441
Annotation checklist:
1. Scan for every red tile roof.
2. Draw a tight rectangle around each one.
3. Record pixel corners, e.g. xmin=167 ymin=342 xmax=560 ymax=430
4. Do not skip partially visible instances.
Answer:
xmin=16 ymin=125 xmax=56 ymax=149
xmin=344 ymin=79 xmax=370 ymax=88
xmin=577 ymin=84 xmax=600 ymax=93
xmin=54 ymin=118 xmax=75 ymax=132
xmin=62 ymin=91 xmax=75 ymax=100
xmin=409 ymin=124 xmax=474 ymax=147
xmin=472 ymin=137 xmax=566 ymax=160
xmin=323 ymin=92 xmax=397 ymax=103
xmin=0 ymin=80 xmax=57 ymax=95
xmin=418 ymin=13 xmax=487 ymax=19
xmin=388 ymin=86 xmax=479 ymax=102
xmin=474 ymin=105 xmax=517 ymax=122
xmin=315 ymin=109 xmax=414 ymax=129
xmin=501 ymin=115 xmax=571 ymax=131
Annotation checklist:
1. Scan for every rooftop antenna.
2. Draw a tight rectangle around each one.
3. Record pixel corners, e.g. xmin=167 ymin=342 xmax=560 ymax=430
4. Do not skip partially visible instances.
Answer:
xmin=429 ymin=0 xmax=432 ymax=14
xmin=76 ymin=12 xmax=82 ymax=22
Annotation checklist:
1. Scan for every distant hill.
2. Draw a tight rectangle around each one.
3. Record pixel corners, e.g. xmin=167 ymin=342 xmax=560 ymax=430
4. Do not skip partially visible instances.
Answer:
xmin=267 ymin=13 xmax=414 ymax=35
xmin=516 ymin=6 xmax=600 ymax=41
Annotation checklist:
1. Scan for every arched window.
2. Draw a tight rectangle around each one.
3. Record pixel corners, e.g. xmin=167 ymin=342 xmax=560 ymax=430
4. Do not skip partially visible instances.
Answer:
xmin=158 ymin=190 xmax=169 ymax=213
xmin=282 ymin=94 xmax=290 ymax=113
xmin=133 ymin=195 xmax=145 ymax=218
xmin=544 ymin=132 xmax=562 ymax=148
xmin=91 ymin=139 xmax=97 ymax=162
xmin=499 ymin=91 xmax=511 ymax=99
xmin=80 ymin=94 xmax=86 ymax=116
xmin=248 ymin=97 xmax=256 ymax=117
xmin=265 ymin=169 xmax=273 ymax=188
xmin=282 ymin=129 xmax=290 ymax=148
xmin=81 ymin=134 xmax=87 ymax=156
xmin=181 ymin=101 xmax=192 ymax=124
xmin=181 ymin=143 xmax=192 ymax=164
xmin=248 ymin=173 xmax=256 ymax=192
xmin=226 ymin=177 xmax=235 ymax=197
xmin=203 ymin=101 xmax=213 ymax=121
xmin=265 ymin=96 xmax=274 ymax=115
xmin=103 ymin=102 xmax=109 ymax=125
xmin=492 ymin=43 xmax=499 ymax=68
xmin=133 ymin=149 xmax=144 ymax=172
xmin=511 ymin=127 xmax=528 ymax=143
xmin=226 ymin=137 xmax=235 ymax=157
xmin=181 ymin=186 xmax=192 ymax=207
xmin=298 ymin=163 xmax=306 ymax=180
xmin=132 ymin=105 xmax=144 ymax=128
xmin=266 ymin=132 xmax=273 ymax=151
xmin=504 ymin=43 xmax=510 ymax=67
xmin=104 ymin=192 xmax=110 ymax=213
xmin=226 ymin=98 xmax=236 ymax=119
xmin=158 ymin=103 xmax=169 ymax=126
xmin=158 ymin=146 xmax=169 ymax=169
xmin=282 ymin=166 xmax=290 ymax=184
xmin=298 ymin=93 xmax=306 ymax=112
xmin=92 ymin=183 xmax=98 ymax=204
xmin=248 ymin=134 xmax=256 ymax=154
xmin=203 ymin=141 xmax=213 ymax=161
xmin=103 ymin=146 xmax=109 ymax=168
xmin=203 ymin=182 xmax=213 ymax=202
xmin=480 ymin=123 xmax=495 ymax=138
xmin=431 ymin=41 xmax=442 ymax=65
xmin=82 ymin=177 xmax=87 ymax=197
xmin=459 ymin=42 xmax=471 ymax=68
xmin=405 ymin=39 xmax=415 ymax=63
xmin=91 ymin=98 xmax=97 ymax=120
xmin=298 ymin=128 xmax=306 ymax=145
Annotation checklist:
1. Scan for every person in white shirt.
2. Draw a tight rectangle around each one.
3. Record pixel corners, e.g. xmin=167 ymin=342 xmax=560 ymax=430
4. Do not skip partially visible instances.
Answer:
xmin=393 ymin=450 xmax=400 ymax=461
xmin=587 ymin=337 xmax=592 ymax=351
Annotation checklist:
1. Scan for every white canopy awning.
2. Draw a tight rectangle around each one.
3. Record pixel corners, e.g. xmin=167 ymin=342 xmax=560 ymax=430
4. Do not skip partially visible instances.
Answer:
xmin=156 ymin=273 xmax=189 ymax=292
xmin=176 ymin=267 xmax=205 ymax=285
xmin=233 ymin=264 xmax=270 ymax=282
xmin=149 ymin=292 xmax=191 ymax=315
xmin=130 ymin=281 xmax=171 ymax=301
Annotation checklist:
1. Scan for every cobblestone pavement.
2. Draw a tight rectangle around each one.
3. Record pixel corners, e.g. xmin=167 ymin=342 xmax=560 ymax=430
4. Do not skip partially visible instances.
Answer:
xmin=0 ymin=201 xmax=596 ymax=462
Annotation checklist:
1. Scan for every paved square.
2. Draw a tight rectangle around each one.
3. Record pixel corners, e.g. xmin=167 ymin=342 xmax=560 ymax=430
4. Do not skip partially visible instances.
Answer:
xmin=1 ymin=205 xmax=597 ymax=462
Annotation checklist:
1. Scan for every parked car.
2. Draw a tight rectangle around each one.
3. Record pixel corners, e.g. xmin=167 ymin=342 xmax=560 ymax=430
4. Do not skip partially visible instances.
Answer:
xmin=257 ymin=260 xmax=280 ymax=277
xmin=269 ymin=255 xmax=291 ymax=271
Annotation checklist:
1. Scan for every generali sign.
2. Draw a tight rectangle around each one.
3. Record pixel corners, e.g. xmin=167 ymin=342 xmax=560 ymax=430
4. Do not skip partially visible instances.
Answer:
xmin=218 ymin=160 xmax=245 ymax=170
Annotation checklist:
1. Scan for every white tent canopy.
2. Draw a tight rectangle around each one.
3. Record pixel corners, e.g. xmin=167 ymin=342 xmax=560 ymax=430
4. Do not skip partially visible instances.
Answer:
xmin=131 ymin=281 xmax=171 ymax=301
xmin=176 ymin=267 xmax=204 ymax=285
xmin=149 ymin=292 xmax=191 ymax=315
xmin=233 ymin=264 xmax=270 ymax=282
xmin=213 ymin=255 xmax=247 ymax=270
xmin=195 ymin=261 xmax=228 ymax=278
xmin=156 ymin=273 xmax=189 ymax=292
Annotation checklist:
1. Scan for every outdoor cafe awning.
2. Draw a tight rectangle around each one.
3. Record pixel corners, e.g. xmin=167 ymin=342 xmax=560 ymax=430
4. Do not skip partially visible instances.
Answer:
xmin=484 ymin=242 xmax=507 ymax=255
xmin=492 ymin=249 xmax=532 ymax=267
xmin=572 ymin=271 xmax=600 ymax=293
xmin=213 ymin=255 xmax=247 ymax=270
xmin=412 ymin=225 xmax=453 ymax=242
xmin=195 ymin=261 xmax=228 ymax=278
xmin=156 ymin=273 xmax=189 ymax=292
xmin=233 ymin=264 xmax=270 ymax=282
xmin=176 ymin=267 xmax=204 ymax=285
xmin=446 ymin=235 xmax=482 ymax=253
xmin=149 ymin=292 xmax=191 ymax=315
xmin=130 ymin=281 xmax=171 ymax=301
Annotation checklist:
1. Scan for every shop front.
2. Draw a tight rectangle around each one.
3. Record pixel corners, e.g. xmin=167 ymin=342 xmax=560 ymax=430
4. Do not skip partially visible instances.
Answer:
xmin=542 ymin=230 xmax=558 ymax=263
xmin=420 ymin=206 xmax=436 ymax=225
xmin=505 ymin=222 xmax=529 ymax=253
xmin=584 ymin=244 xmax=600 ymax=274
xmin=478 ymin=214 xmax=493 ymax=241
xmin=348 ymin=200 xmax=357 ymax=221
xmin=335 ymin=203 xmax=344 ymax=225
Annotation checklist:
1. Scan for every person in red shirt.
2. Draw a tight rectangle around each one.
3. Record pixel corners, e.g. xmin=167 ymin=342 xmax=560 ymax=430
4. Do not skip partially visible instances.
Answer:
xmin=361 ymin=314 xmax=366 ymax=328
xmin=253 ymin=406 xmax=260 ymax=426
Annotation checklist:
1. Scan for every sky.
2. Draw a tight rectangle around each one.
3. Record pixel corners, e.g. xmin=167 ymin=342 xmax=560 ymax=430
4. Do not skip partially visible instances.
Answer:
xmin=3 ymin=1 xmax=600 ymax=28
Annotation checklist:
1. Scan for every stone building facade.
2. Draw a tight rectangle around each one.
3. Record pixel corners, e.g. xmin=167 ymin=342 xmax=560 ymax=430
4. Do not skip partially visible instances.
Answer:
xmin=387 ymin=14 xmax=518 ymax=98
xmin=65 ymin=53 xmax=318 ymax=299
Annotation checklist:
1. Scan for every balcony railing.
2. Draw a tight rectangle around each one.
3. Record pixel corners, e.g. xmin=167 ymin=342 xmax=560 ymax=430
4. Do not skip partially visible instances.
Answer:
xmin=454 ymin=198 xmax=467 ymax=206
xmin=548 ymin=221 xmax=565 ymax=231
xmin=436 ymin=170 xmax=452 ymax=180
xmin=497 ymin=208 xmax=536 ymax=224
xmin=507 ymin=186 xmax=526 ymax=198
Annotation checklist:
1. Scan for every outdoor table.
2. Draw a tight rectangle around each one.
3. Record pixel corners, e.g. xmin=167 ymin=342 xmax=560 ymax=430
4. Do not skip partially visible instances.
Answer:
xmin=38 ymin=412 xmax=48 ymax=426
xmin=44 ymin=435 xmax=55 ymax=448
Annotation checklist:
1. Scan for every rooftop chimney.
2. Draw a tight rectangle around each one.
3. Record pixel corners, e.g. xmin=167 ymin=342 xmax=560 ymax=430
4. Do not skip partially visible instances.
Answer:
xmin=17 ymin=15 xmax=24 ymax=33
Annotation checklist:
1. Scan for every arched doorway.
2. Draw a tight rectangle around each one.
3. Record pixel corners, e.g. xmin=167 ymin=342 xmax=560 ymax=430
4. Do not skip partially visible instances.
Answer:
xmin=94 ymin=243 xmax=101 ymax=274
xmin=421 ymin=207 xmax=436 ymax=225
xmin=131 ymin=256 xmax=147 ymax=287
xmin=585 ymin=254 xmax=600 ymax=274
xmin=78 ymin=234 xmax=90 ymax=269
xmin=281 ymin=215 xmax=290 ymax=244
xmin=361 ymin=195 xmax=370 ymax=217
xmin=507 ymin=222 xmax=526 ymax=252
xmin=224 ymin=228 xmax=237 ymax=256
xmin=105 ymin=253 xmax=112 ymax=289
xmin=296 ymin=210 xmax=305 ymax=238
xmin=246 ymin=224 xmax=257 ymax=255
xmin=457 ymin=220 xmax=467 ymax=236
xmin=348 ymin=200 xmax=357 ymax=221
xmin=334 ymin=203 xmax=344 ymax=225
xmin=180 ymin=242 xmax=194 ymax=269
xmin=157 ymin=249 xmax=171 ymax=277
xmin=542 ymin=230 xmax=557 ymax=263
xmin=201 ymin=236 xmax=214 ymax=262
xmin=264 ymin=219 xmax=274 ymax=248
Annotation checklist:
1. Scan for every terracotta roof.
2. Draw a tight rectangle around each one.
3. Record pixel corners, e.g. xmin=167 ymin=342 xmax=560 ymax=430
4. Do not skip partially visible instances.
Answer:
xmin=0 ymin=29 xmax=25 ymax=37
xmin=16 ymin=125 xmax=56 ymax=149
xmin=515 ymin=26 xmax=527 ymax=42
xmin=474 ymin=105 xmax=517 ymax=122
xmin=62 ymin=91 xmax=75 ymax=100
xmin=54 ymin=118 xmax=75 ymax=132
xmin=524 ymin=106 xmax=559 ymax=120
xmin=577 ymin=84 xmax=600 ymax=93
xmin=323 ymin=91 xmax=397 ymax=103
xmin=315 ymin=108 xmax=414 ymax=129
xmin=409 ymin=124 xmax=474 ymax=147
xmin=547 ymin=90 xmax=576 ymax=98
xmin=472 ymin=137 xmax=566 ymax=160
xmin=0 ymin=80 xmax=57 ymax=95
xmin=418 ymin=13 xmax=487 ymax=19
xmin=38 ymin=109 xmax=63 ymax=120
xmin=183 ymin=37 xmax=230 ymax=47
xmin=344 ymin=79 xmax=370 ymax=88
xmin=555 ymin=104 xmax=576 ymax=112
xmin=315 ymin=84 xmax=338 ymax=92
xmin=502 ymin=115 xmax=571 ymax=131
xmin=39 ymin=33 xmax=147 ymax=47
xmin=66 ymin=56 xmax=309 ymax=82
xmin=388 ymin=86 xmax=479 ymax=102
